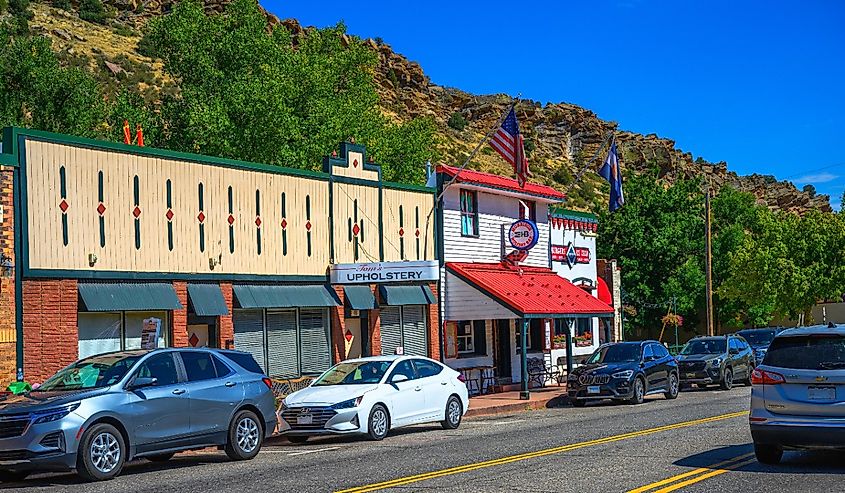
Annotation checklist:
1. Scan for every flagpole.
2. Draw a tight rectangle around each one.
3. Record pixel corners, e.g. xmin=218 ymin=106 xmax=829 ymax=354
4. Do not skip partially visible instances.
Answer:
xmin=564 ymin=130 xmax=616 ymax=198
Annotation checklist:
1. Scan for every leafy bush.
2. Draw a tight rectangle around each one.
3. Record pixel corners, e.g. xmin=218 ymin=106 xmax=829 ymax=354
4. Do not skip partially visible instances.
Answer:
xmin=447 ymin=111 xmax=466 ymax=131
xmin=79 ymin=0 xmax=107 ymax=24
xmin=524 ymin=137 xmax=535 ymax=156
xmin=51 ymin=0 xmax=71 ymax=10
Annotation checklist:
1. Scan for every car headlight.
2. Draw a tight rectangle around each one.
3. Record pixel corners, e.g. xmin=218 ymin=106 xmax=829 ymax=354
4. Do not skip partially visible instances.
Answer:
xmin=331 ymin=396 xmax=364 ymax=410
xmin=32 ymin=403 xmax=79 ymax=424
xmin=612 ymin=370 xmax=634 ymax=380
xmin=709 ymin=358 xmax=722 ymax=367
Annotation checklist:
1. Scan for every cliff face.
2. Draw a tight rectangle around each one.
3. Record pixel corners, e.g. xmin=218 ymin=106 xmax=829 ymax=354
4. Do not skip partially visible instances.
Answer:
xmin=29 ymin=2 xmax=831 ymax=213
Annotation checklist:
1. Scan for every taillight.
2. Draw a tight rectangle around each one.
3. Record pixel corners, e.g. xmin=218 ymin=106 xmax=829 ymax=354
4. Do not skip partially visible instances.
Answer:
xmin=457 ymin=374 xmax=466 ymax=383
xmin=262 ymin=377 xmax=273 ymax=389
xmin=751 ymin=368 xmax=785 ymax=385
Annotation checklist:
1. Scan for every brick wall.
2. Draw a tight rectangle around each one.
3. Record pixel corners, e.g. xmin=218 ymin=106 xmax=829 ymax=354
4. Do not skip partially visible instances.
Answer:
xmin=0 ymin=168 xmax=16 ymax=383
xmin=369 ymin=306 xmax=382 ymax=357
xmin=172 ymin=281 xmax=189 ymax=347
xmin=22 ymin=280 xmax=78 ymax=383
xmin=218 ymin=283 xmax=234 ymax=349
xmin=427 ymin=281 xmax=441 ymax=360
xmin=330 ymin=286 xmax=346 ymax=364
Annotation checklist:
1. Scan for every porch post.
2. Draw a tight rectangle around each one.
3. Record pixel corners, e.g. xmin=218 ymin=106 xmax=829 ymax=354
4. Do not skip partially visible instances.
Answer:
xmin=520 ymin=318 xmax=529 ymax=400
xmin=565 ymin=320 xmax=573 ymax=375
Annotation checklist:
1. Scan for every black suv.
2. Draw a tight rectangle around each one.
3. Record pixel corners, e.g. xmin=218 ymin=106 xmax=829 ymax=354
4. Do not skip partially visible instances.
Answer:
xmin=736 ymin=328 xmax=781 ymax=367
xmin=567 ymin=341 xmax=679 ymax=406
xmin=677 ymin=335 xmax=754 ymax=390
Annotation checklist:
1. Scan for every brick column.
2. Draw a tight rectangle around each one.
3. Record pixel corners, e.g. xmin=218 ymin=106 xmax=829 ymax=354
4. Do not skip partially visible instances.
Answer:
xmin=218 ymin=282 xmax=234 ymax=349
xmin=0 ymin=169 xmax=17 ymax=382
xmin=370 ymin=284 xmax=382 ymax=356
xmin=427 ymin=281 xmax=441 ymax=360
xmin=22 ymin=279 xmax=77 ymax=383
xmin=172 ymin=281 xmax=188 ymax=347
xmin=331 ymin=286 xmax=346 ymax=363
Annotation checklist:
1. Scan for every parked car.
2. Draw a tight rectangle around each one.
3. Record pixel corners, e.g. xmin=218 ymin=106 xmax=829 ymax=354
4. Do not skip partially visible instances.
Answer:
xmin=737 ymin=328 xmax=783 ymax=367
xmin=677 ymin=335 xmax=754 ymax=390
xmin=279 ymin=356 xmax=469 ymax=442
xmin=0 ymin=348 xmax=276 ymax=483
xmin=567 ymin=341 xmax=679 ymax=406
xmin=750 ymin=324 xmax=845 ymax=464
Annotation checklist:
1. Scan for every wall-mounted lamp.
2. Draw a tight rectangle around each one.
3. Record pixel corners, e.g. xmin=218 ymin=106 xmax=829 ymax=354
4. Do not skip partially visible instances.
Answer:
xmin=88 ymin=253 xmax=98 ymax=267
xmin=0 ymin=253 xmax=13 ymax=278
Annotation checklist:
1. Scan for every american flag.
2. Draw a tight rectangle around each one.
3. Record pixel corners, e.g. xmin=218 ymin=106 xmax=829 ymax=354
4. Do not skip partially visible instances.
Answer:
xmin=489 ymin=108 xmax=530 ymax=187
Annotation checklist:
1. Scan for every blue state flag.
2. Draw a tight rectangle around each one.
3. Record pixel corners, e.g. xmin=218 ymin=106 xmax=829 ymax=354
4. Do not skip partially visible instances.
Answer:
xmin=598 ymin=139 xmax=625 ymax=212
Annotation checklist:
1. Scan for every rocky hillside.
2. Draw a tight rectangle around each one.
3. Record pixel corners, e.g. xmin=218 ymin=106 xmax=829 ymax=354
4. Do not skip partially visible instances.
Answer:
xmin=27 ymin=0 xmax=831 ymax=213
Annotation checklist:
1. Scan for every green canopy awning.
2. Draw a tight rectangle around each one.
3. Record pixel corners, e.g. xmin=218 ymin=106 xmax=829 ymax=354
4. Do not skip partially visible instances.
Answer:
xmin=78 ymin=283 xmax=183 ymax=312
xmin=378 ymin=285 xmax=437 ymax=306
xmin=187 ymin=284 xmax=229 ymax=316
xmin=233 ymin=285 xmax=340 ymax=309
xmin=343 ymin=286 xmax=376 ymax=310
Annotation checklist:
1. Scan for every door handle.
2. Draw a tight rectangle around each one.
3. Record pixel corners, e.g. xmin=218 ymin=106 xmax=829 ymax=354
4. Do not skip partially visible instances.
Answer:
xmin=440 ymin=382 xmax=448 ymax=385
xmin=172 ymin=389 xmax=186 ymax=395
xmin=225 ymin=382 xmax=236 ymax=388
xmin=414 ymin=387 xmax=422 ymax=391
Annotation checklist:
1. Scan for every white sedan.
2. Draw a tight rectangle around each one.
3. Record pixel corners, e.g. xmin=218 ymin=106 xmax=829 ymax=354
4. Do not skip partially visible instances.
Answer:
xmin=279 ymin=356 xmax=469 ymax=442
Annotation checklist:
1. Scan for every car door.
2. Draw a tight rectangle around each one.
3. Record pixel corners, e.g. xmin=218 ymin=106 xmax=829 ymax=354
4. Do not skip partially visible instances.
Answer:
xmin=736 ymin=338 xmax=753 ymax=379
xmin=125 ymin=352 xmax=191 ymax=449
xmin=652 ymin=343 xmax=672 ymax=388
xmin=385 ymin=360 xmax=425 ymax=426
xmin=178 ymin=351 xmax=244 ymax=440
xmin=728 ymin=337 xmax=745 ymax=379
xmin=411 ymin=359 xmax=449 ymax=420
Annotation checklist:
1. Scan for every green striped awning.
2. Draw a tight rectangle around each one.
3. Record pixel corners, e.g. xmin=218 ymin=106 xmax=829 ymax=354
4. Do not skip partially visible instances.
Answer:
xmin=78 ymin=283 xmax=183 ymax=312
xmin=378 ymin=285 xmax=437 ymax=306
xmin=343 ymin=286 xmax=376 ymax=310
xmin=187 ymin=284 xmax=229 ymax=316
xmin=233 ymin=285 xmax=340 ymax=309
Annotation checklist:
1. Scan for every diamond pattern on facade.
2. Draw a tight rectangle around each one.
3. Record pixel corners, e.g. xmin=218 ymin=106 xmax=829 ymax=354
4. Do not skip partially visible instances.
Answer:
xmin=197 ymin=211 xmax=205 ymax=223
xmin=305 ymin=220 xmax=312 ymax=232
xmin=132 ymin=206 xmax=142 ymax=218
xmin=255 ymin=216 xmax=262 ymax=228
xmin=166 ymin=209 xmax=174 ymax=221
xmin=227 ymin=214 xmax=235 ymax=226
xmin=415 ymin=228 xmax=421 ymax=238
xmin=352 ymin=223 xmax=360 ymax=236
xmin=188 ymin=333 xmax=200 ymax=347
xmin=59 ymin=199 xmax=69 ymax=213
xmin=97 ymin=203 xmax=106 ymax=216
xmin=281 ymin=218 xmax=288 ymax=229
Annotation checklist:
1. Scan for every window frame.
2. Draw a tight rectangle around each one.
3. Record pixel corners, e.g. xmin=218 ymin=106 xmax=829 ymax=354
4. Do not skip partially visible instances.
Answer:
xmin=412 ymin=359 xmax=444 ymax=379
xmin=178 ymin=351 xmax=219 ymax=382
xmin=387 ymin=359 xmax=418 ymax=382
xmin=129 ymin=352 xmax=182 ymax=388
xmin=518 ymin=199 xmax=536 ymax=222
xmin=456 ymin=321 xmax=475 ymax=355
xmin=459 ymin=189 xmax=479 ymax=237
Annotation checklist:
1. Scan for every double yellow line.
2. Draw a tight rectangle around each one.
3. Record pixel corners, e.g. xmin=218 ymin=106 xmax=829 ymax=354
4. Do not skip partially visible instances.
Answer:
xmin=335 ymin=411 xmax=748 ymax=493
xmin=627 ymin=452 xmax=756 ymax=493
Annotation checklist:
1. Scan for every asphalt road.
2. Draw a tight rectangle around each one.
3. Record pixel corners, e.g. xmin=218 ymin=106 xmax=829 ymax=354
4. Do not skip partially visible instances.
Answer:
xmin=4 ymin=386 xmax=843 ymax=492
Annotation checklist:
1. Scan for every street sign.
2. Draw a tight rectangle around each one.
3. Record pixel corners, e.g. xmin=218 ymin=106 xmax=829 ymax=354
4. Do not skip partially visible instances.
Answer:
xmin=508 ymin=219 xmax=539 ymax=251
xmin=330 ymin=260 xmax=439 ymax=284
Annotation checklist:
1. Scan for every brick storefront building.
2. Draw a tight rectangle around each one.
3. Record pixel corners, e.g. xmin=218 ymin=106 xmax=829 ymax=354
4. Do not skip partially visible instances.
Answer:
xmin=0 ymin=128 xmax=439 ymax=384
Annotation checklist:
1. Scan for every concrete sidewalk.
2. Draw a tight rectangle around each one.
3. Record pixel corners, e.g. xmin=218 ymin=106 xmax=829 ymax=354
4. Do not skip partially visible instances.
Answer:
xmin=465 ymin=385 xmax=568 ymax=418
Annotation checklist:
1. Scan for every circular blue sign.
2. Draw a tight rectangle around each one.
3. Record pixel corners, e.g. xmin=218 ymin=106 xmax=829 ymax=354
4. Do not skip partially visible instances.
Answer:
xmin=508 ymin=220 xmax=539 ymax=251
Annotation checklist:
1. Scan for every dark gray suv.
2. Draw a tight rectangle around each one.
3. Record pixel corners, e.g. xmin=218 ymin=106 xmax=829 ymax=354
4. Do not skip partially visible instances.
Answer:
xmin=677 ymin=335 xmax=754 ymax=390
xmin=0 ymin=348 xmax=277 ymax=482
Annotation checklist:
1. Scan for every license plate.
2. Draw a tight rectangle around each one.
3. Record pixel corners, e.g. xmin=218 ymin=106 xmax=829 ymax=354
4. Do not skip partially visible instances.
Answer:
xmin=686 ymin=373 xmax=696 ymax=378
xmin=808 ymin=386 xmax=836 ymax=401
xmin=297 ymin=414 xmax=313 ymax=425
xmin=588 ymin=386 xmax=601 ymax=394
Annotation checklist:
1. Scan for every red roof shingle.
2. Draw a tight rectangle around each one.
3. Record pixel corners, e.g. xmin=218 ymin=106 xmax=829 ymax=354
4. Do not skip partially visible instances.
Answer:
xmin=447 ymin=262 xmax=614 ymax=317
xmin=437 ymin=165 xmax=565 ymax=201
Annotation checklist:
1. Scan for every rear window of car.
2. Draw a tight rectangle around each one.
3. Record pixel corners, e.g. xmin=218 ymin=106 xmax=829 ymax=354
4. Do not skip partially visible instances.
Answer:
xmin=220 ymin=351 xmax=264 ymax=374
xmin=763 ymin=335 xmax=845 ymax=370
xmin=180 ymin=352 xmax=217 ymax=382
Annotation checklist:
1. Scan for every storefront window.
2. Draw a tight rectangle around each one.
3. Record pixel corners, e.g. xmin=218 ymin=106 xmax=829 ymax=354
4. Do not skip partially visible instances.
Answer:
xmin=78 ymin=311 xmax=167 ymax=359
xmin=573 ymin=318 xmax=594 ymax=347
xmin=457 ymin=322 xmax=474 ymax=354
xmin=518 ymin=199 xmax=536 ymax=222
xmin=460 ymin=190 xmax=479 ymax=237
xmin=455 ymin=320 xmax=486 ymax=357
xmin=516 ymin=320 xmax=544 ymax=352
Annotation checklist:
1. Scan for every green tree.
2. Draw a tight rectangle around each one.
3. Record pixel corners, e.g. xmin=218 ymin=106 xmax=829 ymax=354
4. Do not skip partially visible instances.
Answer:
xmin=79 ymin=0 xmax=107 ymax=25
xmin=141 ymin=0 xmax=435 ymax=182
xmin=8 ymin=0 xmax=33 ymax=34
xmin=447 ymin=111 xmax=466 ymax=131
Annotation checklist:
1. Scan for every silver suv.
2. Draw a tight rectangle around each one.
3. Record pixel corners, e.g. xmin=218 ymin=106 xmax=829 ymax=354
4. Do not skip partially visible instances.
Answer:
xmin=750 ymin=324 xmax=845 ymax=464
xmin=0 ymin=348 xmax=277 ymax=482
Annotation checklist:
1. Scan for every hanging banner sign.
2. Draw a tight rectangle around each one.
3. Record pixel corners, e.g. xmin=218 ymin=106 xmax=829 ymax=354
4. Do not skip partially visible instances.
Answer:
xmin=552 ymin=243 xmax=591 ymax=267
xmin=140 ymin=318 xmax=162 ymax=350
xmin=508 ymin=219 xmax=539 ymax=251
xmin=330 ymin=260 xmax=439 ymax=284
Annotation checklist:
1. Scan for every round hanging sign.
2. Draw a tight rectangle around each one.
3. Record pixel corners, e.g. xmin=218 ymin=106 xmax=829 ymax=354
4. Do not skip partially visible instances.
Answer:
xmin=508 ymin=219 xmax=539 ymax=251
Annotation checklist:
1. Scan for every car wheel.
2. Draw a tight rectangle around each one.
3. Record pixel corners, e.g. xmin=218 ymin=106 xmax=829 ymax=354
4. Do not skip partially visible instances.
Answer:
xmin=628 ymin=377 xmax=645 ymax=405
xmin=754 ymin=443 xmax=783 ymax=464
xmin=571 ymin=398 xmax=586 ymax=407
xmin=0 ymin=471 xmax=29 ymax=483
xmin=441 ymin=396 xmax=463 ymax=429
xmin=146 ymin=453 xmax=175 ymax=462
xmin=665 ymin=373 xmax=680 ymax=399
xmin=287 ymin=435 xmax=309 ymax=444
xmin=720 ymin=368 xmax=734 ymax=390
xmin=76 ymin=423 xmax=126 ymax=482
xmin=225 ymin=410 xmax=263 ymax=461
xmin=367 ymin=404 xmax=390 ymax=441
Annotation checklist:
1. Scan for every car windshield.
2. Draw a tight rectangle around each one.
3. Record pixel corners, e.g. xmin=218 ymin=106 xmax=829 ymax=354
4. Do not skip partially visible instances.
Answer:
xmin=35 ymin=353 xmax=143 ymax=391
xmin=738 ymin=330 xmax=776 ymax=347
xmin=312 ymin=361 xmax=393 ymax=386
xmin=681 ymin=339 xmax=726 ymax=355
xmin=764 ymin=335 xmax=845 ymax=370
xmin=587 ymin=344 xmax=641 ymax=364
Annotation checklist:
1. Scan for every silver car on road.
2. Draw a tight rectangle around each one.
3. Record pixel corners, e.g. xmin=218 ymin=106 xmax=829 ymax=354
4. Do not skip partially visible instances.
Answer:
xmin=0 ymin=348 xmax=277 ymax=482
xmin=749 ymin=324 xmax=845 ymax=464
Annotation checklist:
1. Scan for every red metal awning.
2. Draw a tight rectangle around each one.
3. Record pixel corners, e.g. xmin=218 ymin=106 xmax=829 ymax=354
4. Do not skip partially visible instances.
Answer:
xmin=437 ymin=165 xmax=565 ymax=201
xmin=446 ymin=262 xmax=614 ymax=318
xmin=596 ymin=276 xmax=613 ymax=305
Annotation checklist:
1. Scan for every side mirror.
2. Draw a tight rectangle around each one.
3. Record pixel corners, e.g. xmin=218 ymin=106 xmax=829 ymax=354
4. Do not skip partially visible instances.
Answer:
xmin=390 ymin=374 xmax=409 ymax=384
xmin=130 ymin=377 xmax=158 ymax=390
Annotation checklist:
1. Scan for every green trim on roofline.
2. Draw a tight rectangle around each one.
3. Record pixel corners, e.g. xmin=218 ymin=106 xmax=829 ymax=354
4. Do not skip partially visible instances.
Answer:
xmin=549 ymin=206 xmax=598 ymax=221
xmin=382 ymin=181 xmax=434 ymax=193
xmin=23 ymin=268 xmax=329 ymax=283
xmin=0 ymin=154 xmax=16 ymax=167
xmin=4 ymin=127 xmax=330 ymax=181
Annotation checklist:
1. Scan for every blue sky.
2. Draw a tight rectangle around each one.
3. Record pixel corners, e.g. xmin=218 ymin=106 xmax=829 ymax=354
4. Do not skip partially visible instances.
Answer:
xmin=267 ymin=1 xmax=845 ymax=209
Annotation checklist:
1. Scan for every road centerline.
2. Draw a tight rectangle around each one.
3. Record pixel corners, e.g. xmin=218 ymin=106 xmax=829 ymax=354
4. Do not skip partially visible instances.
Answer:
xmin=335 ymin=411 xmax=749 ymax=493
xmin=627 ymin=452 xmax=754 ymax=493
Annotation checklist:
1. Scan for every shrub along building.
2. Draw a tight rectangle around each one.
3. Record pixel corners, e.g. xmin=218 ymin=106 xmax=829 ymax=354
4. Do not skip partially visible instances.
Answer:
xmin=435 ymin=165 xmax=614 ymax=395
xmin=0 ymin=127 xmax=438 ymax=384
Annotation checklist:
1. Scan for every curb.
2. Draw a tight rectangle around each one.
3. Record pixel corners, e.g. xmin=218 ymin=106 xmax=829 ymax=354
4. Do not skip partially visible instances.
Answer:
xmin=465 ymin=393 xmax=570 ymax=419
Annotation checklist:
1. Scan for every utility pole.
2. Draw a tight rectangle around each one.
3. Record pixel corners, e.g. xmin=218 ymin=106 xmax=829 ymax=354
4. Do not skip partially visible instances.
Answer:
xmin=704 ymin=186 xmax=715 ymax=336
